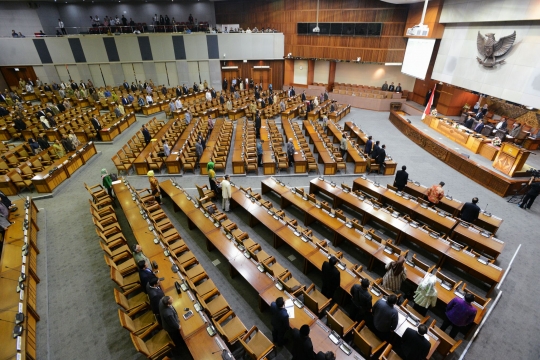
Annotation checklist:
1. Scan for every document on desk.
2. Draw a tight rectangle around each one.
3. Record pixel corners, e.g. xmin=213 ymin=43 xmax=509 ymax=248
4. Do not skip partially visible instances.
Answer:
xmin=394 ymin=311 xmax=408 ymax=336
xmin=285 ymin=299 xmax=295 ymax=318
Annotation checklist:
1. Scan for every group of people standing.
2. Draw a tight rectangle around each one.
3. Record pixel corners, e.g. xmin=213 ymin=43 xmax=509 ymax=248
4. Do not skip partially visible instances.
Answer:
xmin=363 ymin=135 xmax=387 ymax=174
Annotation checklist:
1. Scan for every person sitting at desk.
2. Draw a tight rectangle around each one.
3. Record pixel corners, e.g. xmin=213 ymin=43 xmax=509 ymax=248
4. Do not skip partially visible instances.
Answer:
xmin=464 ymin=115 xmax=474 ymax=129
xmin=145 ymin=94 xmax=153 ymax=105
xmin=460 ymin=197 xmax=481 ymax=223
xmin=494 ymin=118 xmax=507 ymax=132
xmin=474 ymin=120 xmax=485 ymax=134
xmin=509 ymin=123 xmax=522 ymax=138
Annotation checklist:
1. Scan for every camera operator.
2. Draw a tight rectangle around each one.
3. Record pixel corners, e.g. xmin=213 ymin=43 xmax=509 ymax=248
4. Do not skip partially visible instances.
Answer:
xmin=519 ymin=174 xmax=540 ymax=210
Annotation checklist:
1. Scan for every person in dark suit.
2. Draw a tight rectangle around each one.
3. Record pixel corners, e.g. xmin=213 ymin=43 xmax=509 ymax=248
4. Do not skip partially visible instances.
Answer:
xmin=0 ymin=92 xmax=7 ymax=103
xmin=321 ymin=256 xmax=340 ymax=300
xmin=211 ymin=88 xmax=217 ymax=98
xmin=291 ymin=325 xmax=315 ymax=360
xmin=270 ymin=297 xmax=289 ymax=346
xmin=460 ymin=198 xmax=481 ymax=223
xmin=400 ymin=324 xmax=431 ymax=360
xmin=146 ymin=278 xmax=165 ymax=324
xmin=519 ymin=178 xmax=540 ymax=210
xmin=395 ymin=83 xmax=402 ymax=92
xmin=223 ymin=78 xmax=228 ymax=91
xmin=376 ymin=144 xmax=386 ymax=174
xmin=373 ymin=295 xmax=398 ymax=341
xmin=13 ymin=117 xmax=27 ymax=131
xmin=350 ymin=278 xmax=372 ymax=323
xmin=44 ymin=84 xmax=52 ymax=92
xmin=424 ymin=89 xmax=432 ymax=106
xmin=315 ymin=351 xmax=335 ymax=360
xmin=142 ymin=125 xmax=151 ymax=145
xmin=388 ymin=82 xmax=395 ymax=91
xmin=131 ymin=83 xmax=137 ymax=92
xmin=301 ymin=91 xmax=306 ymax=102
xmin=159 ymin=296 xmax=184 ymax=349
xmin=70 ymin=81 xmax=79 ymax=90
xmin=182 ymin=84 xmax=189 ymax=95
xmin=394 ymin=165 xmax=408 ymax=191
xmin=123 ymin=80 xmax=129 ymax=90
xmin=137 ymin=260 xmax=157 ymax=293
xmin=255 ymin=111 xmax=261 ymax=139
xmin=474 ymin=120 xmax=485 ymax=134
xmin=364 ymin=136 xmax=373 ymax=156
xmin=464 ymin=115 xmax=474 ymax=129
xmin=371 ymin=140 xmax=380 ymax=159
xmin=91 ymin=116 xmax=102 ymax=140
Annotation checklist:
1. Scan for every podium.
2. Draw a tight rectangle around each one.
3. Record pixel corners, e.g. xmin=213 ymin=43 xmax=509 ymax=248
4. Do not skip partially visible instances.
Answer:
xmin=492 ymin=143 xmax=530 ymax=177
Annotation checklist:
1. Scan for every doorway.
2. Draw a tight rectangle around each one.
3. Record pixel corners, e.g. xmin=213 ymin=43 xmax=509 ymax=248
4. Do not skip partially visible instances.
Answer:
xmin=0 ymin=66 xmax=37 ymax=90
xmin=251 ymin=68 xmax=271 ymax=91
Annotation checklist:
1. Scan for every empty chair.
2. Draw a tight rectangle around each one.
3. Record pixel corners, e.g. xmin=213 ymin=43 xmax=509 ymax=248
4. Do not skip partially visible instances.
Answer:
xmin=353 ymin=320 xmax=387 ymax=359
xmin=428 ymin=319 xmax=462 ymax=358
xmin=114 ymin=288 xmax=149 ymax=314
xmin=130 ymin=330 xmax=175 ymax=359
xmin=261 ymin=256 xmax=287 ymax=278
xmin=239 ymin=326 xmax=275 ymax=360
xmin=197 ymin=288 xmax=230 ymax=319
xmin=378 ymin=344 xmax=402 ymax=360
xmin=302 ymin=283 xmax=331 ymax=317
xmin=118 ymin=309 xmax=159 ymax=337
xmin=213 ymin=310 xmax=248 ymax=345
xmin=326 ymin=303 xmax=356 ymax=338
xmin=110 ymin=267 xmax=141 ymax=295
xmin=278 ymin=270 xmax=303 ymax=295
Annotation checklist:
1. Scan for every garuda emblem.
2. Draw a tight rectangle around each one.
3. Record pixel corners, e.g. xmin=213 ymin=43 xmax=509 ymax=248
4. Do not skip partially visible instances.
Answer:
xmin=476 ymin=31 xmax=516 ymax=68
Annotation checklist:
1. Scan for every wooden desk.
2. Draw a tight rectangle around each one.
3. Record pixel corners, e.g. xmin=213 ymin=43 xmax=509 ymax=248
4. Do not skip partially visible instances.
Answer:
xmin=302 ymin=121 xmax=336 ymax=175
xmin=0 ymin=199 xmax=39 ymax=360
xmin=165 ymin=118 xmax=198 ymax=174
xmin=326 ymin=122 xmax=367 ymax=173
xmin=199 ymin=119 xmax=229 ymax=175
xmin=281 ymin=119 xmax=308 ymax=174
xmin=344 ymin=121 xmax=369 ymax=145
xmin=451 ymin=223 xmax=505 ymax=259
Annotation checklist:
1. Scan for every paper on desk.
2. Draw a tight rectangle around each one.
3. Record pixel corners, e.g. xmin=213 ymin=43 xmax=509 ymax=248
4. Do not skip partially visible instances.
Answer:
xmin=394 ymin=311 xmax=408 ymax=336
xmin=285 ymin=299 xmax=295 ymax=318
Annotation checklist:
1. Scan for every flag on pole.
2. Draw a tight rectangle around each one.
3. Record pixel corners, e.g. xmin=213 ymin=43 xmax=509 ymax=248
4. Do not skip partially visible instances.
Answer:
xmin=422 ymin=84 xmax=437 ymax=120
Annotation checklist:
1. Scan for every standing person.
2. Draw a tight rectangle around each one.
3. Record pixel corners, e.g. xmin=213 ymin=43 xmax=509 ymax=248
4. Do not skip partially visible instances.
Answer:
xmin=376 ymin=144 xmax=386 ymax=174
xmin=138 ymin=260 xmax=158 ymax=293
xmin=382 ymin=256 xmax=407 ymax=293
xmin=519 ymin=177 xmax=540 ymax=210
xmin=257 ymin=140 xmax=263 ymax=167
xmin=221 ymin=175 xmax=231 ymax=212
xmin=393 ymin=165 xmax=408 ymax=191
xmin=460 ymin=197 xmax=481 ymax=222
xmin=184 ymin=110 xmax=191 ymax=125
xmin=424 ymin=89 xmax=432 ymax=106
xmin=364 ymin=135 xmax=373 ymax=156
xmin=162 ymin=141 xmax=170 ymax=157
xmin=142 ymin=125 xmax=151 ymax=145
xmin=147 ymin=170 xmax=162 ymax=204
xmin=426 ymin=181 xmax=445 ymax=207
xmin=195 ymin=139 xmax=203 ymax=168
xmin=101 ymin=168 xmax=114 ymax=198
xmin=270 ymin=297 xmax=289 ymax=347
xmin=440 ymin=293 xmax=477 ymax=338
xmin=91 ymin=116 xmax=102 ymax=141
xmin=287 ymin=138 xmax=295 ymax=168
xmin=340 ymin=135 xmax=348 ymax=159
xmin=400 ymin=324 xmax=431 ymax=360
xmin=372 ymin=294 xmax=399 ymax=341
xmin=349 ymin=278 xmax=372 ymax=323
xmin=291 ymin=325 xmax=315 ymax=360
xmin=371 ymin=140 xmax=380 ymax=159
xmin=132 ymin=244 xmax=151 ymax=269
xmin=381 ymin=81 xmax=388 ymax=91
xmin=321 ymin=256 xmax=340 ymax=300
xmin=159 ymin=296 xmax=184 ymax=350
xmin=146 ymin=278 xmax=165 ymax=325
xmin=255 ymin=111 xmax=261 ymax=139
xmin=58 ymin=19 xmax=67 ymax=34
xmin=208 ymin=163 xmax=219 ymax=199
xmin=207 ymin=115 xmax=214 ymax=136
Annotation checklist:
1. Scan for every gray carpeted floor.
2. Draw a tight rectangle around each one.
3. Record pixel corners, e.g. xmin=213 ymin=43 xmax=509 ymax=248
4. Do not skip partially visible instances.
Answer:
xmin=18 ymin=104 xmax=538 ymax=360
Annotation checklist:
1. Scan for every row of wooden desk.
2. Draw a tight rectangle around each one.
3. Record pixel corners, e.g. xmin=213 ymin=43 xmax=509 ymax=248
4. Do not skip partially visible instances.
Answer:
xmin=226 ymin=184 xmax=440 ymax=358
xmin=352 ymin=177 xmax=503 ymax=235
xmin=112 ymin=181 xmax=233 ymax=359
xmin=0 ymin=198 xmax=40 ymax=360
xmin=199 ymin=119 xmax=231 ymax=176
xmin=160 ymin=180 xmax=374 ymax=359
xmin=281 ymin=118 xmax=309 ymax=173
xmin=99 ymin=112 xmax=137 ymax=142
xmin=262 ymin=177 xmax=504 ymax=298
xmin=164 ymin=119 xmax=200 ymax=174
xmin=133 ymin=119 xmax=180 ymax=175
xmin=303 ymin=120 xmax=338 ymax=175
xmin=23 ymin=142 xmax=98 ymax=194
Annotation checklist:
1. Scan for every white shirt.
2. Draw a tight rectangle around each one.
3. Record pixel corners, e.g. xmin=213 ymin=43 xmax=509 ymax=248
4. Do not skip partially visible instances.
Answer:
xmin=163 ymin=143 xmax=170 ymax=156
xmin=146 ymin=95 xmax=153 ymax=104
xmin=206 ymin=91 xmax=212 ymax=101
xmin=175 ymin=99 xmax=182 ymax=109
xmin=59 ymin=21 xmax=64 ymax=28
xmin=246 ymin=29 xmax=252 ymax=33
xmin=25 ymin=84 xmax=34 ymax=93
xmin=496 ymin=121 xmax=506 ymax=129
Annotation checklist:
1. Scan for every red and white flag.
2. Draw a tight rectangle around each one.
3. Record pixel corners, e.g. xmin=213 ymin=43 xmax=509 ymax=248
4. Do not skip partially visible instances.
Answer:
xmin=422 ymin=84 xmax=436 ymax=119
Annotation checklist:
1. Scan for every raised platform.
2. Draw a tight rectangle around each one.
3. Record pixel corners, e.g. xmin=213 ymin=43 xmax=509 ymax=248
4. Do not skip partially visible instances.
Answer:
xmin=389 ymin=110 xmax=532 ymax=197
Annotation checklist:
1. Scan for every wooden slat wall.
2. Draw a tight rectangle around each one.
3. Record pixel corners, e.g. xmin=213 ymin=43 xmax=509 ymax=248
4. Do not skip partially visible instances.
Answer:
xmin=220 ymin=60 xmax=284 ymax=90
xmin=215 ymin=0 xmax=409 ymax=63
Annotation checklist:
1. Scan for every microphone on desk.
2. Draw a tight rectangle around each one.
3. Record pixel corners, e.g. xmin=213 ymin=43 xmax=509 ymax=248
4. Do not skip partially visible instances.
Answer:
xmin=0 ymin=318 xmax=25 ymax=338
xmin=2 ymin=265 xmax=26 ymax=282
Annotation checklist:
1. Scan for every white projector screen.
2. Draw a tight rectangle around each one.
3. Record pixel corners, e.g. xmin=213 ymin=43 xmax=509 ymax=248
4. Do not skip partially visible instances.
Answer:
xmin=401 ymin=38 xmax=436 ymax=80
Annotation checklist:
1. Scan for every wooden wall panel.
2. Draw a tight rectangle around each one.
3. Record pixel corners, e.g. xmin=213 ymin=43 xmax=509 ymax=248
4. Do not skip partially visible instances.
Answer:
xmin=220 ymin=60 xmax=284 ymax=90
xmin=215 ymin=0 xmax=409 ymax=63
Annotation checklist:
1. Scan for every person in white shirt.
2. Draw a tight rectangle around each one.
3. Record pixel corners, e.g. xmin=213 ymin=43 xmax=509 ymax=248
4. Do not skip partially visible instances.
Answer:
xmin=146 ymin=94 xmax=153 ymax=105
xmin=58 ymin=19 xmax=66 ymax=35
xmin=163 ymin=141 xmax=170 ymax=157
xmin=35 ymin=78 xmax=42 ymax=87
xmin=205 ymin=90 xmax=212 ymax=102
xmin=60 ymin=82 xmax=66 ymax=90
xmin=93 ymin=15 xmax=100 ymax=24
xmin=246 ymin=28 xmax=252 ymax=33
xmin=184 ymin=110 xmax=191 ymax=124
xmin=175 ymin=98 xmax=182 ymax=110
xmin=25 ymin=83 xmax=34 ymax=93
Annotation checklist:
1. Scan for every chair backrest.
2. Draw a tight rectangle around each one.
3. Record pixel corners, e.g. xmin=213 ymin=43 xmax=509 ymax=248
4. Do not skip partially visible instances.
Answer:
xmin=302 ymin=288 xmax=318 ymax=314
xmin=110 ymin=267 xmax=125 ymax=287
xmin=353 ymin=323 xmax=373 ymax=356
xmin=429 ymin=321 xmax=462 ymax=356
xmin=327 ymin=309 xmax=344 ymax=336
xmin=114 ymin=288 xmax=129 ymax=309
xmin=130 ymin=333 xmax=150 ymax=357
xmin=118 ymin=309 xmax=136 ymax=332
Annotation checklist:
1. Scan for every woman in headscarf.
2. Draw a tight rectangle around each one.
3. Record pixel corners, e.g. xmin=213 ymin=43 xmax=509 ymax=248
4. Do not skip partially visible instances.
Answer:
xmin=147 ymin=170 xmax=162 ymax=204
xmin=382 ymin=255 xmax=407 ymax=292
xmin=52 ymin=139 xmax=65 ymax=158
xmin=413 ymin=273 xmax=438 ymax=316
xmin=40 ymin=115 xmax=50 ymax=129
xmin=101 ymin=168 xmax=114 ymax=198
xmin=473 ymin=101 xmax=480 ymax=114
xmin=68 ymin=130 xmax=81 ymax=148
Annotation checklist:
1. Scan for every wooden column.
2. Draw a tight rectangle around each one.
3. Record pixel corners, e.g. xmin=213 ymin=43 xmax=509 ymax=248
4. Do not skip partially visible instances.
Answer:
xmin=284 ymin=59 xmax=294 ymax=87
xmin=327 ymin=61 xmax=336 ymax=91
xmin=307 ymin=60 xmax=315 ymax=85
